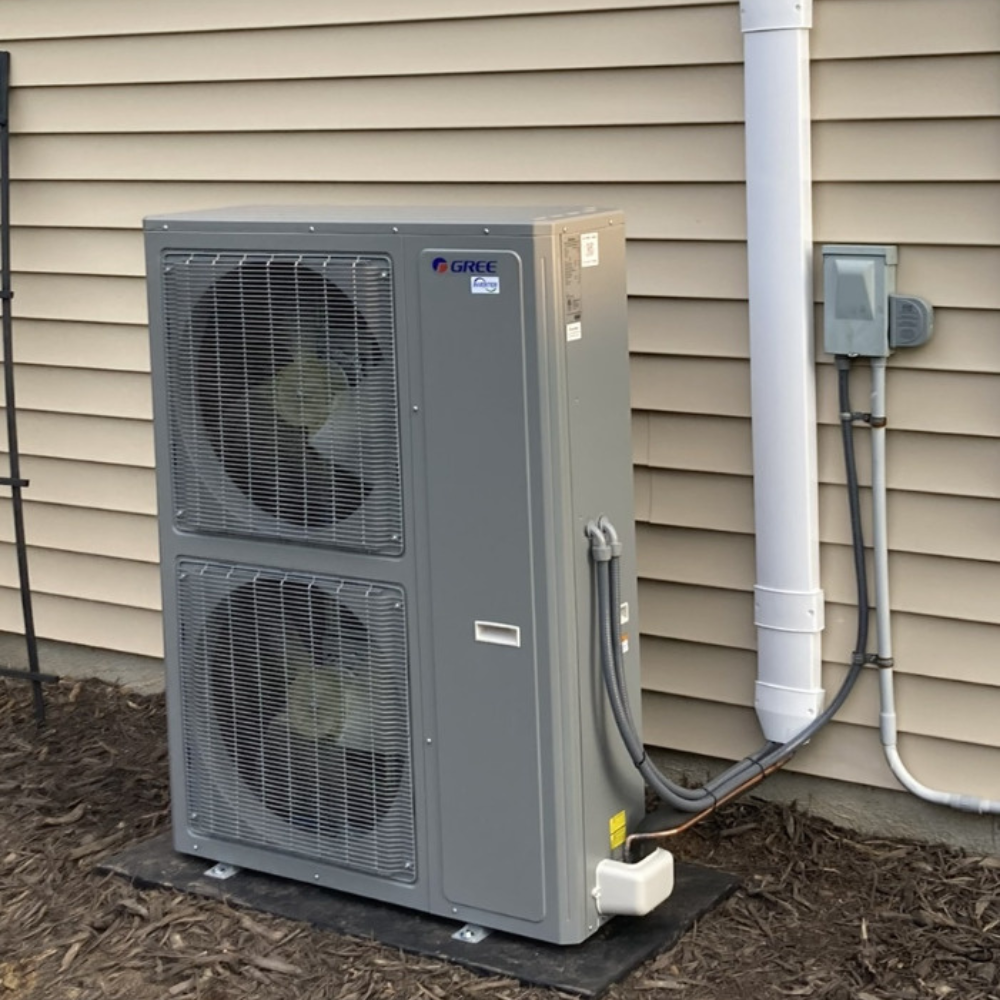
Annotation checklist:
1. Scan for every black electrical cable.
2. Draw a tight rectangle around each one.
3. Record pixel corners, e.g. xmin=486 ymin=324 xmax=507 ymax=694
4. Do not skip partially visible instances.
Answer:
xmin=0 ymin=51 xmax=47 ymax=725
xmin=835 ymin=356 xmax=870 ymax=667
xmin=591 ymin=360 xmax=873 ymax=833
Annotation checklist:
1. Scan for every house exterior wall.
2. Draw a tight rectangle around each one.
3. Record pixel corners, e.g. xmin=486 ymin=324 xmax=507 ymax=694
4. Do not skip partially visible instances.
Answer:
xmin=2 ymin=0 xmax=997 ymax=799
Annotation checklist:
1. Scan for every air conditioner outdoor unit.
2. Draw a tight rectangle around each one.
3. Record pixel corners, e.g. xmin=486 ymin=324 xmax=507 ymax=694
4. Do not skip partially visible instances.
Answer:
xmin=144 ymin=206 xmax=651 ymax=945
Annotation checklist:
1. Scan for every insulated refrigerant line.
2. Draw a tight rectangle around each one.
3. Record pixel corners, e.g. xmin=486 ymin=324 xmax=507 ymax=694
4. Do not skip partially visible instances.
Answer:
xmin=0 ymin=52 xmax=53 ymax=725
xmin=586 ymin=514 xmax=866 ymax=857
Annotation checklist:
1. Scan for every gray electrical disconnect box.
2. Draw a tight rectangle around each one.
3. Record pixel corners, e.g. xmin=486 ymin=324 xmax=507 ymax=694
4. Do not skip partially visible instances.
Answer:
xmin=822 ymin=244 xmax=897 ymax=357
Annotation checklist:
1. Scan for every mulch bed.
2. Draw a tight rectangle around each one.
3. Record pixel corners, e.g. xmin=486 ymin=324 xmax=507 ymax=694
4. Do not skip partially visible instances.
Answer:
xmin=0 ymin=677 xmax=997 ymax=1000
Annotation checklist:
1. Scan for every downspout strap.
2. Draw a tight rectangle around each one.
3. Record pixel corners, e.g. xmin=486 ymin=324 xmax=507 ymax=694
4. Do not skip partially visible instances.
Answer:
xmin=741 ymin=0 xmax=812 ymax=33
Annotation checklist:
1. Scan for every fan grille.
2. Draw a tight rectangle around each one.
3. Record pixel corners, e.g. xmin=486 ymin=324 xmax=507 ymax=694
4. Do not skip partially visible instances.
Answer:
xmin=162 ymin=252 xmax=402 ymax=553
xmin=176 ymin=559 xmax=415 ymax=882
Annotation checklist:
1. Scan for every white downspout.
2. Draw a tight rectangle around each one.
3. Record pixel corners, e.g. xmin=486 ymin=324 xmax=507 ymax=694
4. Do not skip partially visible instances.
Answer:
xmin=741 ymin=0 xmax=825 ymax=742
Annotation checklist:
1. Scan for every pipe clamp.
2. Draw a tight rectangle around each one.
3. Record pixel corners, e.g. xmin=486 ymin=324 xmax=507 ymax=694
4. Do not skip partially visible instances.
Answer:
xmin=754 ymin=585 xmax=825 ymax=634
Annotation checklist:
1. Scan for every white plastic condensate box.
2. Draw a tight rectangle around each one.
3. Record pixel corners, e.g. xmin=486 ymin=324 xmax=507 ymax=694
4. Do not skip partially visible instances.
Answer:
xmin=594 ymin=848 xmax=675 ymax=917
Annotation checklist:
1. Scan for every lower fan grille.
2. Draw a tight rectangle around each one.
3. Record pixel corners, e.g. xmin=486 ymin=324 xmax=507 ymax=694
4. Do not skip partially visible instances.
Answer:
xmin=176 ymin=560 xmax=415 ymax=882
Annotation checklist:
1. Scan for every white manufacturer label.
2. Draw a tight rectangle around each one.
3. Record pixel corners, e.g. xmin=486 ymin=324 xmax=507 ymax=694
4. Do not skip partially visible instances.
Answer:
xmin=470 ymin=275 xmax=500 ymax=294
xmin=566 ymin=321 xmax=582 ymax=341
xmin=581 ymin=232 xmax=600 ymax=268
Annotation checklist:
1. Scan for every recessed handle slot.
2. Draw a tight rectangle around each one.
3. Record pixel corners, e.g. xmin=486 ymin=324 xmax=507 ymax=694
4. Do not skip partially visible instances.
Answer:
xmin=474 ymin=621 xmax=521 ymax=648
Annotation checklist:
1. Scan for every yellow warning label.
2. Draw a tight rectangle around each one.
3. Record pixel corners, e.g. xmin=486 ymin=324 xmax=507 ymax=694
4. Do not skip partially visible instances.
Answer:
xmin=609 ymin=810 xmax=627 ymax=851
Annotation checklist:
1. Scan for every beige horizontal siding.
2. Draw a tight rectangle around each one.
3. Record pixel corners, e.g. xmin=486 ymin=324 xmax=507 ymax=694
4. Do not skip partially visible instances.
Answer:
xmin=13 ymin=321 xmax=150 ymax=373
xmin=813 ymin=120 xmax=1000 ymax=181
xmin=10 ymin=128 xmax=747 ymax=183
xmin=12 ymin=273 xmax=145 ymax=324
xmin=641 ymin=413 xmax=1000 ymax=501
xmin=13 ymin=67 xmax=745 ymax=133
xmin=639 ymin=584 xmax=1000 ymax=684
xmin=631 ymin=298 xmax=1000 ymax=374
xmin=10 ymin=180 xmax=749 ymax=239
xmin=12 ymin=122 xmax=1000 ymax=184
xmin=642 ymin=697 xmax=1000 ymax=801
xmin=813 ymin=55 xmax=1000 ymax=120
xmin=0 ymin=546 xmax=160 ymax=610
xmin=636 ymin=525 xmax=1000 ymax=625
xmin=0 ymin=503 xmax=158 ymax=562
xmin=639 ymin=470 xmax=1000 ymax=562
xmin=0 ymin=0 xmax=996 ymax=805
xmin=0 ymin=591 xmax=162 ymax=657
xmin=8 ymin=0 xmax=996 ymax=57
xmin=13 ymin=57 xmax=996 ymax=134
xmin=7 ymin=9 xmax=740 ymax=85
xmin=17 ymin=412 xmax=153 ymax=467
xmin=0 ymin=456 xmax=156 ymax=514
xmin=13 ymin=180 xmax=1000 ymax=249
xmin=812 ymin=0 xmax=1000 ymax=59
xmin=643 ymin=638 xmax=1000 ymax=750
xmin=633 ymin=356 xmax=1000 ymax=437
xmin=0 ymin=366 xmax=151 ymax=420
xmin=815 ymin=183 xmax=1000 ymax=248
xmin=4 ymin=1 xmax=728 ymax=44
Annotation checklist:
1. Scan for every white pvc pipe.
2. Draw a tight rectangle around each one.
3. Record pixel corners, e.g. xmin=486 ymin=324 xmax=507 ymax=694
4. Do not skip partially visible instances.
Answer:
xmin=742 ymin=0 xmax=825 ymax=742
xmin=869 ymin=357 xmax=1000 ymax=814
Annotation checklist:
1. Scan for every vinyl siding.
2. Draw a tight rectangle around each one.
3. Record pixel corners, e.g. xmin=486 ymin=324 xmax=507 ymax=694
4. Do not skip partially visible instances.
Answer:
xmin=0 ymin=0 xmax=997 ymax=800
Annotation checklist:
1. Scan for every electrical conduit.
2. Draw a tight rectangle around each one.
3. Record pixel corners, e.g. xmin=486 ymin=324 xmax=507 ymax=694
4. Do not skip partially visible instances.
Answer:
xmin=869 ymin=358 xmax=1000 ymax=814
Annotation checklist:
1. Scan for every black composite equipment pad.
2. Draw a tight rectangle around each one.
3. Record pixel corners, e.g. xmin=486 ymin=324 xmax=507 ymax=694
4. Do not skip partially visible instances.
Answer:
xmin=102 ymin=833 xmax=738 ymax=997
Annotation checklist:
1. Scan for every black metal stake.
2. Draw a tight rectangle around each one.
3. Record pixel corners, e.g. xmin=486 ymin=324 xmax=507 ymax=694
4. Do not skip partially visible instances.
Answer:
xmin=0 ymin=51 xmax=49 ymax=725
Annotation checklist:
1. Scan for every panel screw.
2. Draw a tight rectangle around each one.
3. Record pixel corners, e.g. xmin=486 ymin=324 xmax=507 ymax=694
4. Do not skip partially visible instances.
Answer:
xmin=483 ymin=227 xmax=490 ymax=234
xmin=412 ymin=405 xmax=419 ymax=412
xmin=162 ymin=224 xmax=169 ymax=230
xmin=392 ymin=226 xmax=399 ymax=234
xmin=309 ymin=225 xmax=316 ymax=233
xmin=426 ymin=738 xmax=433 ymax=745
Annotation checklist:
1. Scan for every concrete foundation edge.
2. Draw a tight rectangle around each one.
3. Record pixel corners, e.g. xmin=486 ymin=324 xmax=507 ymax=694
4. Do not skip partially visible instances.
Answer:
xmin=0 ymin=633 xmax=165 ymax=696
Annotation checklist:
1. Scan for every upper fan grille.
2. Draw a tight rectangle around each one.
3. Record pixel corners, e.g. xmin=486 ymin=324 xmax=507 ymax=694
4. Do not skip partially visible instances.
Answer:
xmin=161 ymin=252 xmax=402 ymax=553
xmin=177 ymin=559 xmax=415 ymax=882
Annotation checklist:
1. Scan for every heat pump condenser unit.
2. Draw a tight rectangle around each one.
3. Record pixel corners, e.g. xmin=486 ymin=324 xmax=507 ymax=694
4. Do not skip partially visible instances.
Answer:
xmin=144 ymin=206 xmax=645 ymax=945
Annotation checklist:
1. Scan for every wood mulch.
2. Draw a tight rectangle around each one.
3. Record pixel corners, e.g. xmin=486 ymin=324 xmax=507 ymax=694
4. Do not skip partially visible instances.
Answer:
xmin=0 ymin=678 xmax=997 ymax=999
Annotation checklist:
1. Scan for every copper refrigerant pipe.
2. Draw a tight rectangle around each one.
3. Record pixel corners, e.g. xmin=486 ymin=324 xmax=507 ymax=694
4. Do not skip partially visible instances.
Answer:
xmin=624 ymin=758 xmax=788 ymax=861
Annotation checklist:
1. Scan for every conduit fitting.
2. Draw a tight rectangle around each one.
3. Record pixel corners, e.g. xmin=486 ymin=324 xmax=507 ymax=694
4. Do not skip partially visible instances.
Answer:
xmin=597 ymin=515 xmax=623 ymax=557
xmin=584 ymin=520 xmax=611 ymax=561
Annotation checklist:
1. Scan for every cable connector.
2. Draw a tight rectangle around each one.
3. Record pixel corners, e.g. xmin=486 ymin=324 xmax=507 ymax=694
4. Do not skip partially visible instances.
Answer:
xmin=584 ymin=520 xmax=611 ymax=562
xmin=597 ymin=515 xmax=623 ymax=558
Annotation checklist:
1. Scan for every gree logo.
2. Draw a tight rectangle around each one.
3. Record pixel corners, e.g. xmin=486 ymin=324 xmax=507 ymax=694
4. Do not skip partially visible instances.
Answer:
xmin=431 ymin=257 xmax=498 ymax=274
